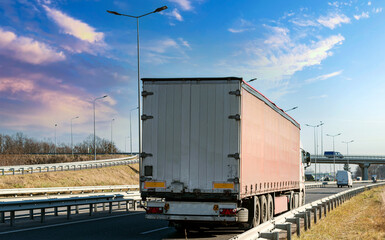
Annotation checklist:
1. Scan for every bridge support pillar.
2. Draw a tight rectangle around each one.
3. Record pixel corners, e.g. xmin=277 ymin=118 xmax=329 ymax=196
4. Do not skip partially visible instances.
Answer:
xmin=359 ymin=163 xmax=371 ymax=180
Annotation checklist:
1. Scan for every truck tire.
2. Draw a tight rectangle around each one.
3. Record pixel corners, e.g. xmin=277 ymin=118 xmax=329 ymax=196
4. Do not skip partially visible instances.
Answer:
xmin=260 ymin=195 xmax=268 ymax=223
xmin=267 ymin=194 xmax=273 ymax=220
xmin=249 ymin=196 xmax=261 ymax=228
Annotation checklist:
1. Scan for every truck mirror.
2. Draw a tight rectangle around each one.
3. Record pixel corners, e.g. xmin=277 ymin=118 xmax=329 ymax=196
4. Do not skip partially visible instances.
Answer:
xmin=302 ymin=151 xmax=311 ymax=167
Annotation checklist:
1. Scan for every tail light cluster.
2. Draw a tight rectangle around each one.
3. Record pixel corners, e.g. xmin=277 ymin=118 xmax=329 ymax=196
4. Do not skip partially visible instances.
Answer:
xmin=219 ymin=208 xmax=237 ymax=216
xmin=146 ymin=207 xmax=163 ymax=214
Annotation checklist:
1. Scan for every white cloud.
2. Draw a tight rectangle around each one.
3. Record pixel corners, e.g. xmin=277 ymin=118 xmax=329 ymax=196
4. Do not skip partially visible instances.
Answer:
xmin=178 ymin=38 xmax=191 ymax=49
xmin=368 ymin=1 xmax=372 ymax=6
xmin=43 ymin=5 xmax=104 ymax=44
xmin=305 ymin=70 xmax=343 ymax=83
xmin=290 ymin=18 xmax=318 ymax=27
xmin=317 ymin=13 xmax=350 ymax=29
xmin=373 ymin=8 xmax=383 ymax=13
xmin=167 ymin=0 xmax=193 ymax=11
xmin=224 ymin=26 xmax=345 ymax=84
xmin=163 ymin=8 xmax=183 ymax=21
xmin=228 ymin=19 xmax=256 ymax=33
xmin=354 ymin=12 xmax=370 ymax=20
xmin=0 ymin=28 xmax=65 ymax=65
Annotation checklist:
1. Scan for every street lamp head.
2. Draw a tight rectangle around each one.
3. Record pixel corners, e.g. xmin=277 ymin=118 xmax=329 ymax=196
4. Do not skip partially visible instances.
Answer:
xmin=107 ymin=10 xmax=122 ymax=16
xmin=154 ymin=6 xmax=168 ymax=13
xmin=103 ymin=95 xmax=108 ymax=98
xmin=55 ymin=124 xmax=57 ymax=127
xmin=247 ymin=78 xmax=257 ymax=83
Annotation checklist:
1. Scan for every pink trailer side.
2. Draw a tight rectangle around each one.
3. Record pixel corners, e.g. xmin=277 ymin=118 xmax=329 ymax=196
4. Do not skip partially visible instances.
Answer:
xmin=240 ymin=85 xmax=300 ymax=198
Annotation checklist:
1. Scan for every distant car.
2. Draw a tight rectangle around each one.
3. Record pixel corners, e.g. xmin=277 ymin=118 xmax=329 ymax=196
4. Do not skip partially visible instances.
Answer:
xmin=336 ymin=170 xmax=353 ymax=188
xmin=324 ymin=151 xmax=344 ymax=158
xmin=372 ymin=175 xmax=377 ymax=183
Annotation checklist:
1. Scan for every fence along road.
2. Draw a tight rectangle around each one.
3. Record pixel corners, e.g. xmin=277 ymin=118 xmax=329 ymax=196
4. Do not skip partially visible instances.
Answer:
xmin=0 ymin=155 xmax=138 ymax=175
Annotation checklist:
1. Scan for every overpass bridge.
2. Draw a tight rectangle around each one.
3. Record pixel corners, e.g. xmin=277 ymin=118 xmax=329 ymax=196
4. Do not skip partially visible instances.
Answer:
xmin=310 ymin=155 xmax=385 ymax=180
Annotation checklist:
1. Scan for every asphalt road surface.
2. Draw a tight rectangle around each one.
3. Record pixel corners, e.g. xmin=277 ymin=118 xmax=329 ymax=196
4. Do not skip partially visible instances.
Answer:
xmin=0 ymin=182 xmax=370 ymax=240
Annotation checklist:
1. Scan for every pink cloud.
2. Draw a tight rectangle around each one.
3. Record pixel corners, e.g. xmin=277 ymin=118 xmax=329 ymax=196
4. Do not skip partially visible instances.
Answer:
xmin=0 ymin=28 xmax=65 ymax=65
xmin=0 ymin=75 xmax=116 ymax=133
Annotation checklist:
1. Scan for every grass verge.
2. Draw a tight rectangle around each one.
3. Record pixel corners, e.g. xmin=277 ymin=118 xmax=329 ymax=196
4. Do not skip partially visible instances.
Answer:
xmin=0 ymin=164 xmax=139 ymax=188
xmin=294 ymin=186 xmax=385 ymax=240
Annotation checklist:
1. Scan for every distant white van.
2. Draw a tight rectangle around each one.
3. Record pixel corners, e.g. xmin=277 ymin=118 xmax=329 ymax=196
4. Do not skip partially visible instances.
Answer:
xmin=336 ymin=170 xmax=353 ymax=188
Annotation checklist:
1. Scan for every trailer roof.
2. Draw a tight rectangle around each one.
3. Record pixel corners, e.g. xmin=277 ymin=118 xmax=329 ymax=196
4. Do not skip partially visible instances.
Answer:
xmin=142 ymin=77 xmax=242 ymax=81
xmin=141 ymin=77 xmax=300 ymax=129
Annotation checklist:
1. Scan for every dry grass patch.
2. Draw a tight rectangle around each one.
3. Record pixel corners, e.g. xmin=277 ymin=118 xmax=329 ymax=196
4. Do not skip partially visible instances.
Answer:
xmin=294 ymin=186 xmax=385 ymax=240
xmin=0 ymin=164 xmax=139 ymax=188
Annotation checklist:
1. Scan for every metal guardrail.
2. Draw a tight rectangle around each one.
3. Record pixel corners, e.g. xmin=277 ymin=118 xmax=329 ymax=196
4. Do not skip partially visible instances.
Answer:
xmin=0 ymin=191 xmax=142 ymax=226
xmin=304 ymin=180 xmax=383 ymax=189
xmin=0 ymin=155 xmax=138 ymax=176
xmin=0 ymin=185 xmax=140 ymax=197
xmin=230 ymin=182 xmax=385 ymax=240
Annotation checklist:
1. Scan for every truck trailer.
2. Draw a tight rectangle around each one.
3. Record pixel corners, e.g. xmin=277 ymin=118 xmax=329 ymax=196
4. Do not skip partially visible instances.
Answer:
xmin=140 ymin=77 xmax=310 ymax=230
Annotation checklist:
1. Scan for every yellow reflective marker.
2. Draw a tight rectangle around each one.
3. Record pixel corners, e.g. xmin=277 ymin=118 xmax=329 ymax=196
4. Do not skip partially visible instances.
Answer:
xmin=144 ymin=181 xmax=166 ymax=188
xmin=213 ymin=182 xmax=234 ymax=189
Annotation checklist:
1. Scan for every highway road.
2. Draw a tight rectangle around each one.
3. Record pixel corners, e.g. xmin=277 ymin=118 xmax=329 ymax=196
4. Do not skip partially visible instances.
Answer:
xmin=0 ymin=182 xmax=370 ymax=240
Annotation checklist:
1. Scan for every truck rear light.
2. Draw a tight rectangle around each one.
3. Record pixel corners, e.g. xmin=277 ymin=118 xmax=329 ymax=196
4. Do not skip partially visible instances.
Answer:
xmin=219 ymin=208 xmax=237 ymax=216
xmin=146 ymin=207 xmax=163 ymax=214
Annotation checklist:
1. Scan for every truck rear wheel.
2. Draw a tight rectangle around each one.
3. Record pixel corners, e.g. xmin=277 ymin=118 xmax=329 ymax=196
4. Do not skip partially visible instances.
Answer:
xmin=260 ymin=195 xmax=268 ymax=223
xmin=267 ymin=194 xmax=273 ymax=220
xmin=248 ymin=196 xmax=261 ymax=228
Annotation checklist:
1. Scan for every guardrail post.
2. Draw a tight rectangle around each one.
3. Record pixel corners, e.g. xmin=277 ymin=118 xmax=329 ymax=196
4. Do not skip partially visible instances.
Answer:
xmin=133 ymin=200 xmax=137 ymax=211
xmin=89 ymin=204 xmax=93 ymax=216
xmin=54 ymin=207 xmax=58 ymax=216
xmin=94 ymin=204 xmax=98 ymax=212
xmin=276 ymin=223 xmax=292 ymax=240
xmin=103 ymin=203 xmax=106 ymax=211
xmin=1 ymin=169 xmax=4 ymax=175
xmin=11 ymin=168 xmax=15 ymax=175
xmin=259 ymin=232 xmax=279 ymax=240
xmin=37 ymin=167 xmax=41 ymax=173
xmin=76 ymin=205 xmax=79 ymax=214
xmin=317 ymin=204 xmax=322 ymax=219
xmin=323 ymin=202 xmax=327 ymax=217
xmin=126 ymin=201 xmax=130 ymax=211
xmin=29 ymin=167 xmax=33 ymax=174
xmin=10 ymin=211 xmax=15 ymax=226
xmin=109 ymin=202 xmax=113 ymax=214
xmin=41 ymin=208 xmax=45 ymax=223
xmin=311 ymin=206 xmax=317 ymax=224
xmin=286 ymin=217 xmax=300 ymax=236
xmin=67 ymin=206 xmax=71 ymax=219
xmin=53 ymin=166 xmax=56 ymax=172
xmin=306 ymin=210 xmax=311 ymax=229
xmin=21 ymin=168 xmax=24 ymax=175
xmin=118 ymin=201 xmax=121 ymax=209
xmin=1 ymin=212 xmax=5 ymax=223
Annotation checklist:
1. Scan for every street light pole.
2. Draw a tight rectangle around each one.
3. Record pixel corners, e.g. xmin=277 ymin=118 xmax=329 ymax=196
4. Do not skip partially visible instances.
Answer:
xmin=306 ymin=123 xmax=321 ymax=181
xmin=54 ymin=123 xmax=57 ymax=154
xmin=284 ymin=106 xmax=298 ymax=112
xmin=71 ymin=116 xmax=79 ymax=156
xmin=130 ymin=107 xmax=138 ymax=155
xmin=111 ymin=118 xmax=115 ymax=153
xmin=327 ymin=133 xmax=342 ymax=180
xmin=107 ymin=5 xmax=168 ymax=173
xmin=342 ymin=140 xmax=354 ymax=172
xmin=93 ymin=95 xmax=108 ymax=160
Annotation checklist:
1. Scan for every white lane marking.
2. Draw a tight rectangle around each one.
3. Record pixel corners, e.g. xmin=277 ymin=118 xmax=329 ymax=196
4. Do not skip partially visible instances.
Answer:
xmin=140 ymin=226 xmax=170 ymax=234
xmin=0 ymin=212 xmax=144 ymax=235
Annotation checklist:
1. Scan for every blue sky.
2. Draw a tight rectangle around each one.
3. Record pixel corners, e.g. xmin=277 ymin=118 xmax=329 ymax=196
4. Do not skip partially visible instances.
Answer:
xmin=0 ymin=1 xmax=384 ymax=171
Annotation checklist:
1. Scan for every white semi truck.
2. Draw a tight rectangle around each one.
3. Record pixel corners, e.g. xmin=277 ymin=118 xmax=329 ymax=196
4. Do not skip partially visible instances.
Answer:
xmin=140 ymin=77 xmax=310 ymax=230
